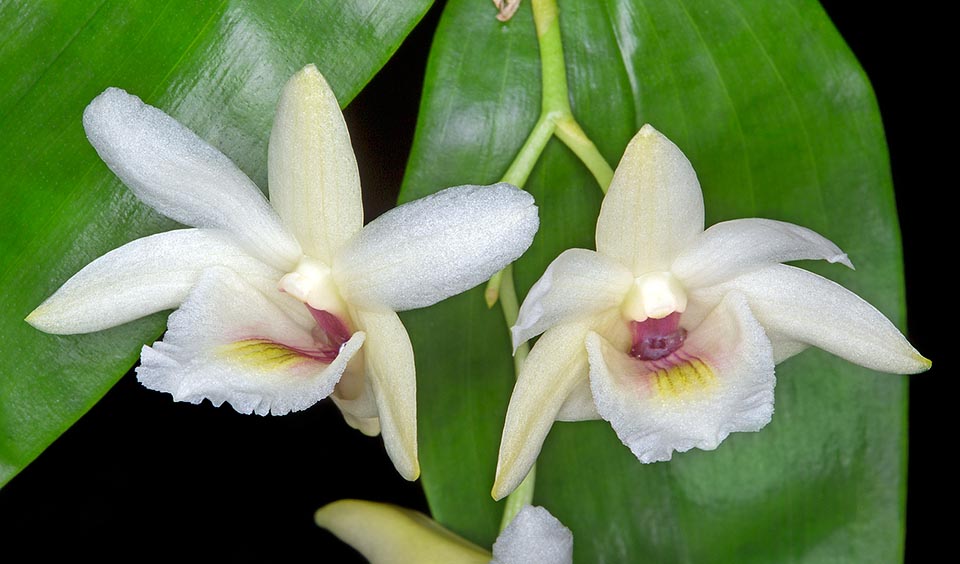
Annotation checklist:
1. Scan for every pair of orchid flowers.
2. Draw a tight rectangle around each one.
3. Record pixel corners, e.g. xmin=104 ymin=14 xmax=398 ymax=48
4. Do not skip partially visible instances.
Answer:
xmin=28 ymin=65 xmax=928 ymax=560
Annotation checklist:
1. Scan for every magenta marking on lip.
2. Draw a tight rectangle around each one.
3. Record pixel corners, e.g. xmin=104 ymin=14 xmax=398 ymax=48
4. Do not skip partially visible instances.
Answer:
xmin=308 ymin=306 xmax=352 ymax=345
xmin=629 ymin=312 xmax=686 ymax=361
xmin=238 ymin=307 xmax=354 ymax=366
xmin=284 ymin=342 xmax=341 ymax=364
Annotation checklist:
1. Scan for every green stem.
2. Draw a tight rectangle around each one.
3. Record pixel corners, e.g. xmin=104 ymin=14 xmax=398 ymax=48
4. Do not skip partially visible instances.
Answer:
xmin=502 ymin=115 xmax=557 ymax=188
xmin=533 ymin=0 xmax=572 ymax=117
xmin=499 ymin=465 xmax=536 ymax=530
xmin=497 ymin=264 xmax=529 ymax=377
xmin=492 ymin=0 xmax=615 ymax=531
xmin=484 ymin=115 xmax=555 ymax=308
xmin=556 ymin=116 xmax=614 ymax=192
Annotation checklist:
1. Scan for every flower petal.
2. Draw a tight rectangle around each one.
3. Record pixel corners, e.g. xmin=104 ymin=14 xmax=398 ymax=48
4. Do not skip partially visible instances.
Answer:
xmin=672 ymin=218 xmax=853 ymax=289
xmin=491 ymin=505 xmax=574 ymax=564
xmin=511 ymin=248 xmax=633 ymax=352
xmin=331 ymin=396 xmax=382 ymax=437
xmin=349 ymin=307 xmax=420 ymax=480
xmin=331 ymin=360 xmax=382 ymax=437
xmin=595 ymin=124 xmax=704 ymax=274
xmin=314 ymin=499 xmax=491 ymax=564
xmin=83 ymin=87 xmax=300 ymax=269
xmin=556 ymin=377 xmax=600 ymax=421
xmin=26 ymin=229 xmax=277 ymax=334
xmin=268 ymin=65 xmax=363 ymax=263
xmin=586 ymin=292 xmax=775 ymax=463
xmin=137 ymin=267 xmax=364 ymax=416
xmin=694 ymin=264 xmax=930 ymax=374
xmin=494 ymin=311 xmax=626 ymax=500
xmin=334 ymin=183 xmax=539 ymax=312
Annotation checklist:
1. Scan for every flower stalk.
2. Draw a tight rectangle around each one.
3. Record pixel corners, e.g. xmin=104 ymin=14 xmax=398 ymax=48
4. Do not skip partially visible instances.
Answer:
xmin=490 ymin=0 xmax=614 ymax=531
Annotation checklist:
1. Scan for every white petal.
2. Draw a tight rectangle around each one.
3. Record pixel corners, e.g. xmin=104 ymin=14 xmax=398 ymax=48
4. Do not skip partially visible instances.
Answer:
xmin=314 ymin=500 xmax=491 ymax=564
xmin=330 ymin=359 xmax=382 ymax=437
xmin=269 ymin=65 xmax=363 ymax=263
xmin=26 ymin=229 xmax=277 ymax=334
xmin=83 ymin=88 xmax=301 ymax=269
xmin=334 ymin=183 xmax=539 ymax=312
xmin=672 ymin=218 xmax=853 ymax=289
xmin=596 ymin=125 xmax=704 ymax=274
xmin=587 ymin=292 xmax=775 ymax=463
xmin=332 ymin=396 xmax=382 ymax=437
xmin=556 ymin=377 xmax=600 ymax=421
xmin=350 ymin=307 xmax=419 ymax=480
xmin=767 ymin=336 xmax=810 ymax=364
xmin=511 ymin=249 xmax=632 ymax=352
xmin=137 ymin=268 xmax=364 ymax=416
xmin=493 ymin=311 xmax=626 ymax=500
xmin=491 ymin=505 xmax=573 ymax=564
xmin=695 ymin=264 xmax=930 ymax=374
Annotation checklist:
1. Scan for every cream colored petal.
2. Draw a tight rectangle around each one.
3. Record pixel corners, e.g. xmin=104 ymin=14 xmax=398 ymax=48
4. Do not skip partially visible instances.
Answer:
xmin=587 ymin=292 xmax=775 ymax=463
xmin=596 ymin=124 xmax=704 ymax=274
xmin=493 ymin=310 xmax=626 ymax=500
xmin=83 ymin=88 xmax=300 ymax=269
xmin=26 ymin=229 xmax=278 ymax=335
xmin=672 ymin=218 xmax=853 ymax=289
xmin=556 ymin=378 xmax=600 ymax=421
xmin=491 ymin=505 xmax=573 ymax=564
xmin=696 ymin=264 xmax=930 ymax=374
xmin=315 ymin=500 xmax=490 ymax=564
xmin=331 ymin=362 xmax=382 ymax=437
xmin=333 ymin=401 xmax=382 ymax=436
xmin=137 ymin=268 xmax=364 ymax=416
xmin=335 ymin=183 xmax=538 ymax=312
xmin=268 ymin=64 xmax=363 ymax=262
xmin=682 ymin=288 xmax=805 ymax=363
xmin=350 ymin=307 xmax=420 ymax=480
xmin=511 ymin=248 xmax=632 ymax=352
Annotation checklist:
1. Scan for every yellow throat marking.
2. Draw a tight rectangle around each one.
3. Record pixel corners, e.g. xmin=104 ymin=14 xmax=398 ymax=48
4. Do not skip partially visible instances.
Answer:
xmin=220 ymin=339 xmax=311 ymax=371
xmin=652 ymin=358 xmax=715 ymax=399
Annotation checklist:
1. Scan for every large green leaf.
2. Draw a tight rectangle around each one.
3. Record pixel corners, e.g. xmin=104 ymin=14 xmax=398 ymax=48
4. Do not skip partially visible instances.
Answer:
xmin=400 ymin=0 xmax=907 ymax=561
xmin=0 ymin=0 xmax=432 ymax=487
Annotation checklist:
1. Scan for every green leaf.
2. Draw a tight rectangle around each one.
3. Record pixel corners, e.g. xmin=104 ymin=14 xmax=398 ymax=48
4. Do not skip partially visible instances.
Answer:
xmin=0 ymin=0 xmax=432 ymax=487
xmin=400 ymin=0 xmax=907 ymax=561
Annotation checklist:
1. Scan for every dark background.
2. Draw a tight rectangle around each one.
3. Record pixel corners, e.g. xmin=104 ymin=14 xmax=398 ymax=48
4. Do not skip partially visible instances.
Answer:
xmin=0 ymin=2 xmax=943 ymax=561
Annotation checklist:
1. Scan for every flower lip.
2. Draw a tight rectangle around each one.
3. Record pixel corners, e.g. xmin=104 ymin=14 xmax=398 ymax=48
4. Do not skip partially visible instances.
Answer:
xmin=630 ymin=312 xmax=686 ymax=360
xmin=307 ymin=306 xmax=353 ymax=358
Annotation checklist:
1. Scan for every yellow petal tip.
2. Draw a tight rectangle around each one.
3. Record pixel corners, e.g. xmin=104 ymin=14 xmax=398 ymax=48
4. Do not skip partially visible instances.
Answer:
xmin=24 ymin=306 xmax=50 ymax=331
xmin=314 ymin=499 xmax=491 ymax=563
xmin=490 ymin=478 xmax=507 ymax=501
xmin=291 ymin=63 xmax=322 ymax=82
xmin=313 ymin=499 xmax=353 ymax=529
xmin=484 ymin=287 xmax=500 ymax=308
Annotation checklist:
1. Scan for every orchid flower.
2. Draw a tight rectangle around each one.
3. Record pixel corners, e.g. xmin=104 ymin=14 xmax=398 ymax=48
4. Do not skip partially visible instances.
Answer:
xmin=26 ymin=65 xmax=539 ymax=481
xmin=315 ymin=500 xmax=573 ymax=564
xmin=492 ymin=124 xmax=929 ymax=499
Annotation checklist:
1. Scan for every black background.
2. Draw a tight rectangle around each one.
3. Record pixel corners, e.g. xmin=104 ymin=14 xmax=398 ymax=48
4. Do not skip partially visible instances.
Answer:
xmin=0 ymin=2 xmax=944 ymax=561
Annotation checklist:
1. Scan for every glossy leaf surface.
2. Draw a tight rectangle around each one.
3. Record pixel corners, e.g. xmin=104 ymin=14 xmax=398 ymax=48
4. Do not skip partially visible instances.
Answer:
xmin=0 ymin=0 xmax=432 ymax=486
xmin=400 ymin=1 xmax=907 ymax=561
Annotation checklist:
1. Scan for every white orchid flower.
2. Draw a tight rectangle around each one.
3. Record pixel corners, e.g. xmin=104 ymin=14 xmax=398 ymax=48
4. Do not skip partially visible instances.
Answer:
xmin=26 ymin=65 xmax=539 ymax=481
xmin=315 ymin=500 xmax=572 ymax=564
xmin=492 ymin=124 xmax=929 ymax=499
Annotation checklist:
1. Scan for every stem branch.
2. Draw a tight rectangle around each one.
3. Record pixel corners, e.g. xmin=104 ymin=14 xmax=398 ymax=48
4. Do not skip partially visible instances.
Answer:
xmin=492 ymin=0 xmax=614 ymax=531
